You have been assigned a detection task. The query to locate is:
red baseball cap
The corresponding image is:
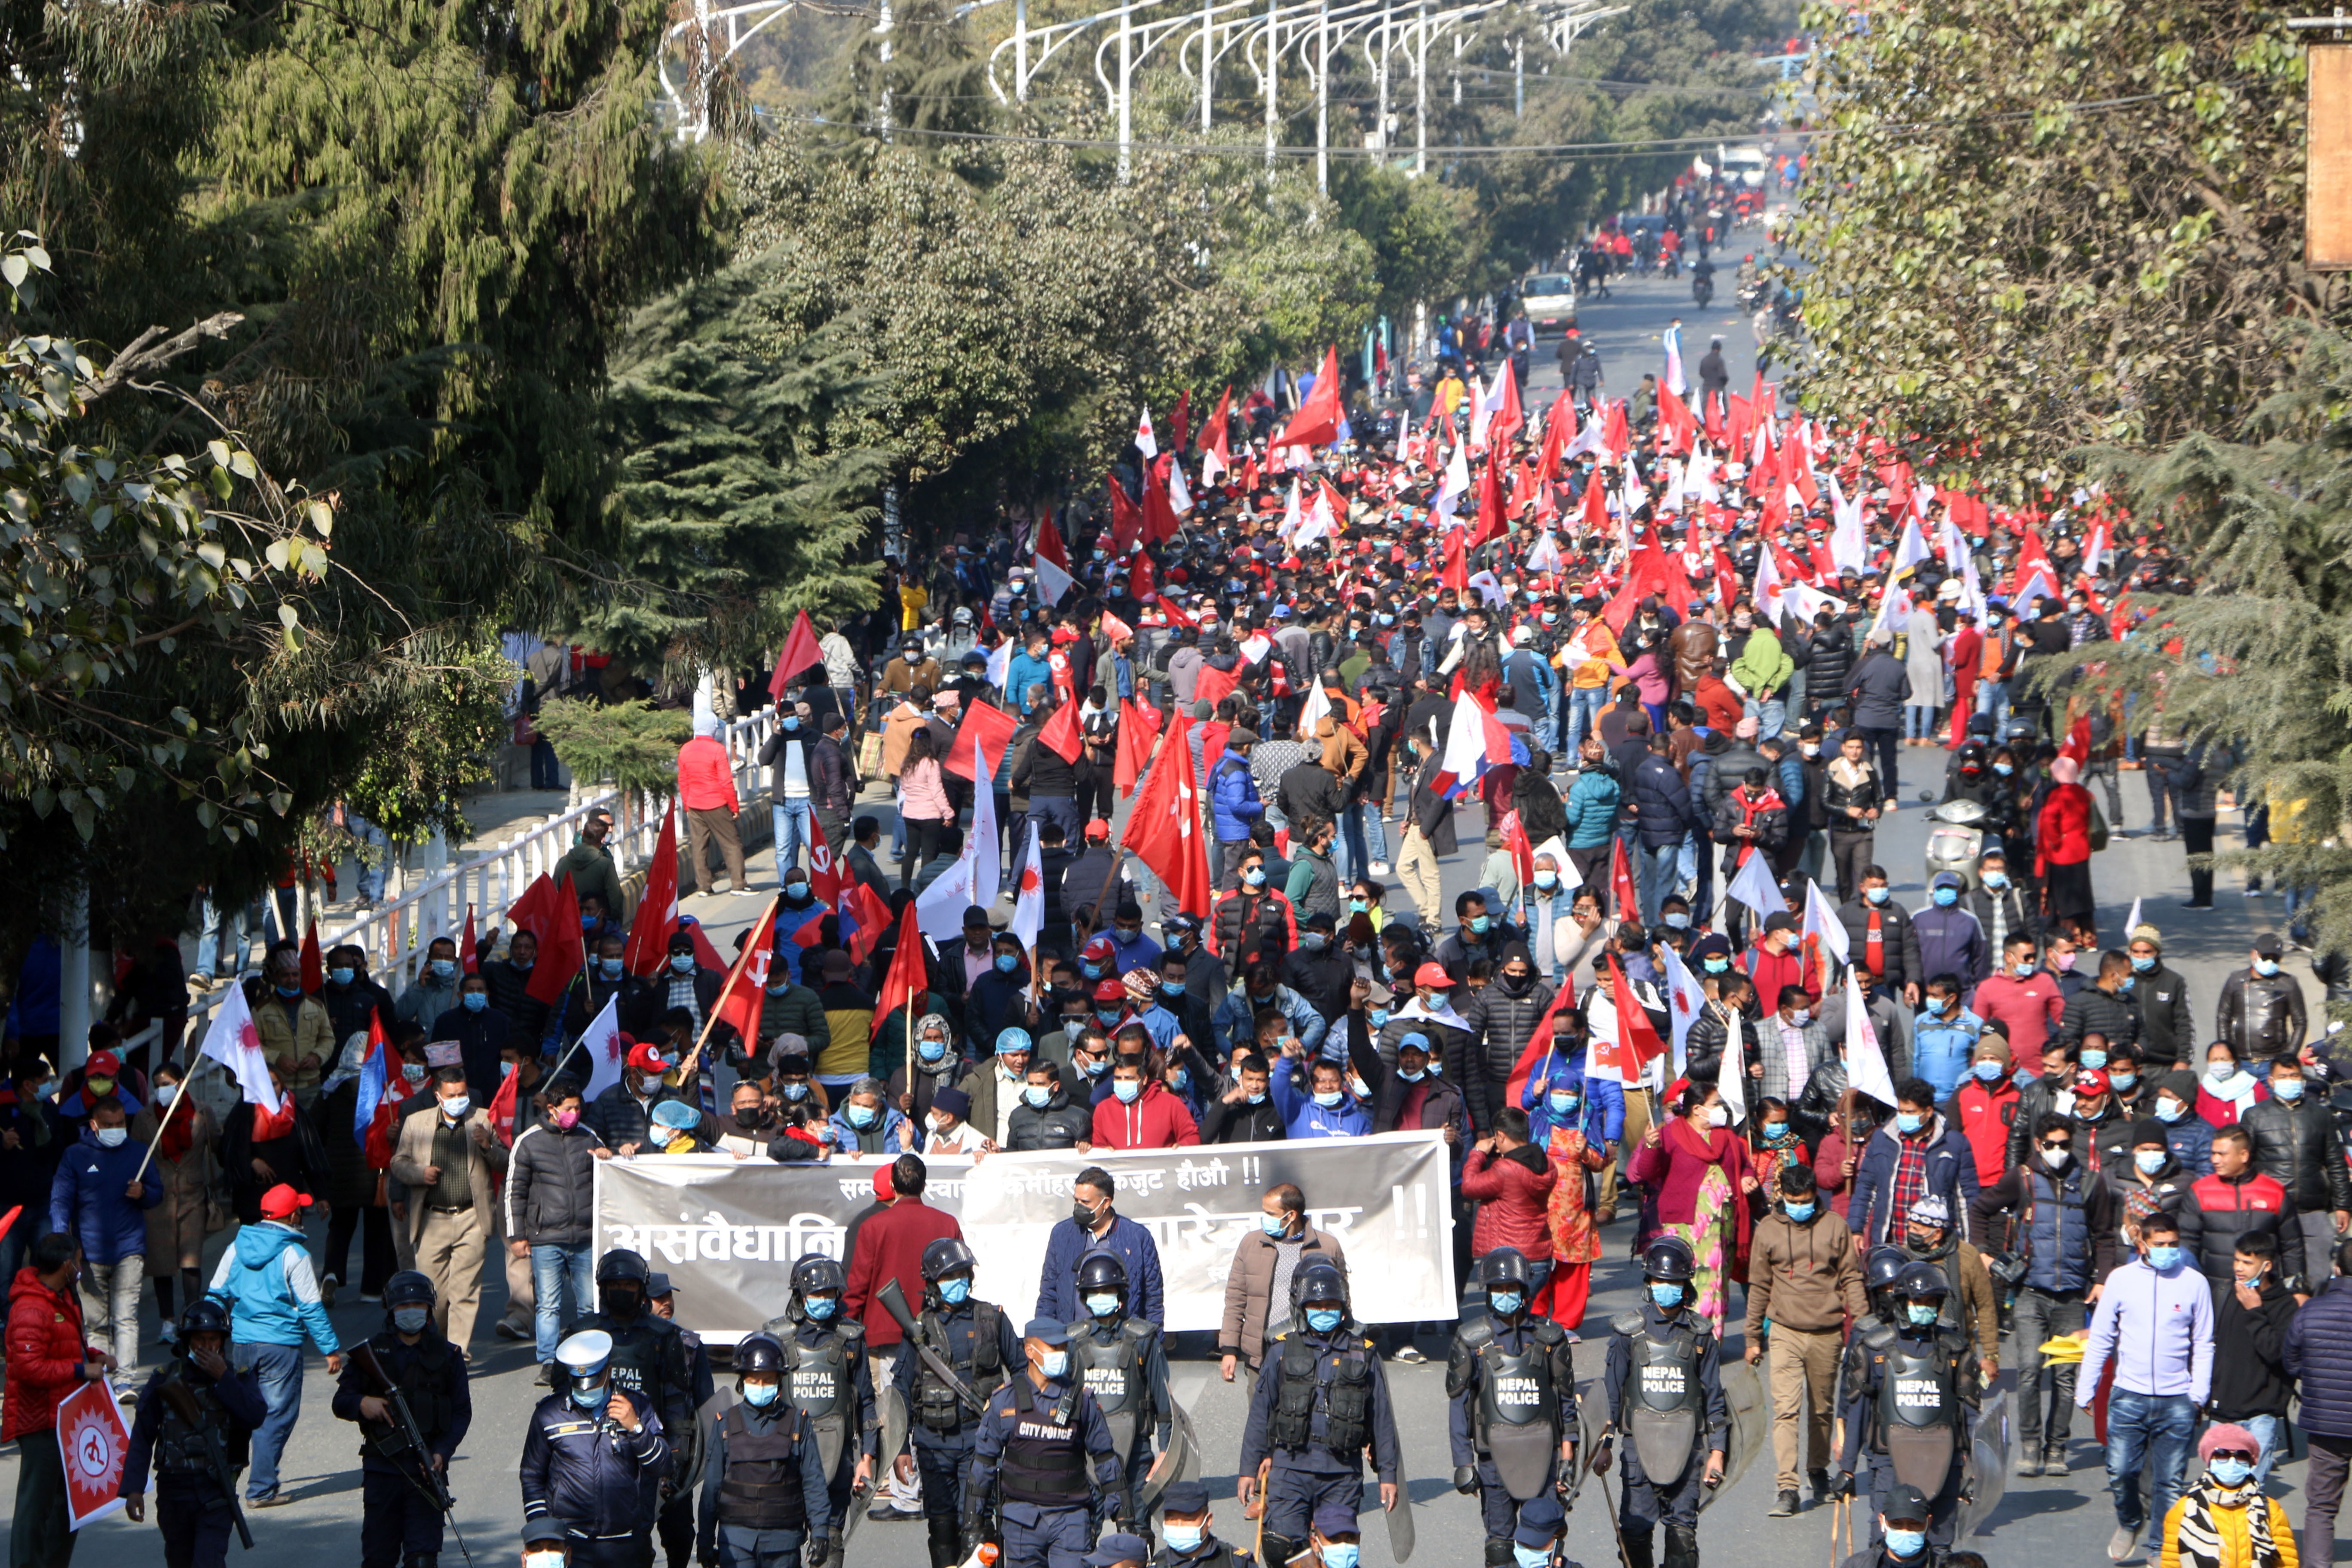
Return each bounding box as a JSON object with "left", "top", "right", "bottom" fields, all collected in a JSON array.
[
  {"left": 83, "top": 1050, "right": 122, "bottom": 1078},
  {"left": 2073, "top": 1067, "right": 2111, "bottom": 1096},
  {"left": 1412, "top": 961, "right": 1455, "bottom": 989},
  {"left": 627, "top": 1042, "right": 673, "bottom": 1074},
  {"left": 1093, "top": 977, "right": 1128, "bottom": 1004},
  {"left": 259, "top": 1183, "right": 312, "bottom": 1221}
]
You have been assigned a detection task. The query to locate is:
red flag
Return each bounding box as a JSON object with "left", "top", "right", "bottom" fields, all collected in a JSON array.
[
  {"left": 458, "top": 906, "right": 478, "bottom": 975},
  {"left": 525, "top": 874, "right": 584, "bottom": 1008},
  {"left": 1610, "top": 836, "right": 1639, "bottom": 922},
  {"left": 1192, "top": 662, "right": 1241, "bottom": 714},
  {"left": 1439, "top": 527, "right": 1469, "bottom": 591},
  {"left": 1607, "top": 955, "right": 1668, "bottom": 1068},
  {"left": 1535, "top": 393, "right": 1574, "bottom": 482},
  {"left": 1657, "top": 383, "right": 1695, "bottom": 453},
  {"left": 1202, "top": 387, "right": 1233, "bottom": 469},
  {"left": 1470, "top": 459, "right": 1507, "bottom": 549},
  {"left": 767, "top": 609, "right": 825, "bottom": 701},
  {"left": 1487, "top": 361, "right": 1525, "bottom": 451},
  {"left": 507, "top": 873, "right": 560, "bottom": 953},
  {"left": 1038, "top": 698, "right": 1084, "bottom": 765},
  {"left": 1275, "top": 346, "right": 1343, "bottom": 449},
  {"left": 1500, "top": 809, "right": 1535, "bottom": 885},
  {"left": 872, "top": 900, "right": 930, "bottom": 1035},
  {"left": 805, "top": 812, "right": 891, "bottom": 963},
  {"left": 1142, "top": 455, "right": 1181, "bottom": 544},
  {"left": 945, "top": 699, "right": 1019, "bottom": 783},
  {"left": 1170, "top": 389, "right": 1191, "bottom": 453},
  {"left": 1503, "top": 971, "right": 1577, "bottom": 1110},
  {"left": 300, "top": 919, "right": 323, "bottom": 994},
  {"left": 1107, "top": 474, "right": 1145, "bottom": 554},
  {"left": 2060, "top": 715, "right": 2092, "bottom": 766},
  {"left": 1121, "top": 711, "right": 1214, "bottom": 918},
  {"left": 1033, "top": 515, "right": 1071, "bottom": 570},
  {"left": 488, "top": 1049, "right": 522, "bottom": 1146},
  {"left": 624, "top": 806, "right": 681, "bottom": 976},
  {"left": 708, "top": 900, "right": 779, "bottom": 1057},
  {"left": 1114, "top": 698, "right": 1163, "bottom": 797},
  {"left": 1130, "top": 551, "right": 1156, "bottom": 599}
]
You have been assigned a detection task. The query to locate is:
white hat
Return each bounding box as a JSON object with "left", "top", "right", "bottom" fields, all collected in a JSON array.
[
  {"left": 1511, "top": 625, "right": 1533, "bottom": 646},
  {"left": 557, "top": 1329, "right": 613, "bottom": 1377}
]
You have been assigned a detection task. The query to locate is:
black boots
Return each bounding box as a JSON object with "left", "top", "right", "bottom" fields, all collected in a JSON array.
[{"left": 1664, "top": 1523, "right": 1701, "bottom": 1568}]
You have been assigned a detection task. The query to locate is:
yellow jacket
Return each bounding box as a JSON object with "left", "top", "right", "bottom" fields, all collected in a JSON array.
[{"left": 2159, "top": 1488, "right": 2298, "bottom": 1568}]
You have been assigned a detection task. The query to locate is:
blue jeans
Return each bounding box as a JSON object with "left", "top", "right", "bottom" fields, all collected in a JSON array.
[
  {"left": 2286, "top": 883, "right": 2316, "bottom": 944},
  {"left": 231, "top": 1341, "right": 305, "bottom": 1499},
  {"left": 194, "top": 893, "right": 254, "bottom": 980},
  {"left": 772, "top": 796, "right": 813, "bottom": 881},
  {"left": 1360, "top": 802, "right": 1389, "bottom": 865},
  {"left": 1903, "top": 702, "right": 1936, "bottom": 740},
  {"left": 2104, "top": 1389, "right": 2196, "bottom": 1544},
  {"left": 347, "top": 813, "right": 391, "bottom": 903},
  {"left": 530, "top": 1243, "right": 597, "bottom": 1363},
  {"left": 1638, "top": 843, "right": 1679, "bottom": 928},
  {"left": 1564, "top": 687, "right": 1608, "bottom": 757},
  {"left": 1745, "top": 695, "right": 1787, "bottom": 739},
  {"left": 1976, "top": 679, "right": 2011, "bottom": 728},
  {"left": 2242, "top": 1412, "right": 2285, "bottom": 1493}
]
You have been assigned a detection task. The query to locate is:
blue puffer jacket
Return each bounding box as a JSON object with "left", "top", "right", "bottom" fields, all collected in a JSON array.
[
  {"left": 48, "top": 1126, "right": 163, "bottom": 1265},
  {"left": 1210, "top": 751, "right": 1264, "bottom": 842},
  {"left": 827, "top": 1102, "right": 914, "bottom": 1155},
  {"left": 208, "top": 1220, "right": 340, "bottom": 1352},
  {"left": 1848, "top": 1111, "right": 1983, "bottom": 1250},
  {"left": 1519, "top": 1057, "right": 1625, "bottom": 1148},
  {"left": 1564, "top": 769, "right": 1622, "bottom": 848},
  {"left": 2164, "top": 1112, "right": 2215, "bottom": 1177},
  {"left": 2288, "top": 1276, "right": 2352, "bottom": 1437},
  {"left": 1628, "top": 754, "right": 1705, "bottom": 850}
]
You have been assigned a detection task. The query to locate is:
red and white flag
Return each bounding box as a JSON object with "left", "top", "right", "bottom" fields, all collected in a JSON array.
[
  {"left": 1134, "top": 405, "right": 1158, "bottom": 459},
  {"left": 569, "top": 992, "right": 627, "bottom": 1102},
  {"left": 57, "top": 1381, "right": 129, "bottom": 1531},
  {"left": 1011, "top": 821, "right": 1046, "bottom": 955},
  {"left": 199, "top": 983, "right": 281, "bottom": 1114}
]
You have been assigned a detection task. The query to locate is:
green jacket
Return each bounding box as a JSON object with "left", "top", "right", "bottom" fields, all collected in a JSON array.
[
  {"left": 1729, "top": 625, "right": 1793, "bottom": 697},
  {"left": 553, "top": 838, "right": 627, "bottom": 920}
]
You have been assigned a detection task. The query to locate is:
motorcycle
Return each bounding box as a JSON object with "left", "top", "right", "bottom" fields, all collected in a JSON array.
[
  {"left": 1693, "top": 273, "right": 1714, "bottom": 308},
  {"left": 1924, "top": 796, "right": 1988, "bottom": 892}
]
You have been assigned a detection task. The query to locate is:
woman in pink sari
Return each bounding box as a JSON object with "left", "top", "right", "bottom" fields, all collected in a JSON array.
[{"left": 1626, "top": 1078, "right": 1759, "bottom": 1334}]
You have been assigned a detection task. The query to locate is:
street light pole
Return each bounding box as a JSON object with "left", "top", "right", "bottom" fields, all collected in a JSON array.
[{"left": 1316, "top": 0, "right": 1329, "bottom": 192}]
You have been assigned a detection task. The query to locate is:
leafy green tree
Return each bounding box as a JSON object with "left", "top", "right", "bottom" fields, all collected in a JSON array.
[
  {"left": 338, "top": 640, "right": 519, "bottom": 848},
  {"left": 535, "top": 699, "right": 696, "bottom": 796},
  {"left": 1785, "top": 0, "right": 2314, "bottom": 493}
]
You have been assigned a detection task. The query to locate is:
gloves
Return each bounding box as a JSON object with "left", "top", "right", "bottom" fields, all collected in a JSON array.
[
  {"left": 1454, "top": 1465, "right": 1478, "bottom": 1496},
  {"left": 1830, "top": 1471, "right": 1855, "bottom": 1498},
  {"left": 803, "top": 1539, "right": 827, "bottom": 1568}
]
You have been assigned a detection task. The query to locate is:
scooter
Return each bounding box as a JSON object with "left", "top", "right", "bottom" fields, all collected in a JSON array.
[
  {"left": 1924, "top": 796, "right": 1987, "bottom": 891},
  {"left": 1693, "top": 274, "right": 1714, "bottom": 308}
]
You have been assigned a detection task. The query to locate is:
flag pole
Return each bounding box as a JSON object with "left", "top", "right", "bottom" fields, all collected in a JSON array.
[
  {"left": 676, "top": 894, "right": 780, "bottom": 1087},
  {"left": 128, "top": 1057, "right": 196, "bottom": 1185}
]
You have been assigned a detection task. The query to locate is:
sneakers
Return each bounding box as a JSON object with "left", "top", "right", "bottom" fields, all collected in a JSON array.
[
  {"left": 318, "top": 1274, "right": 336, "bottom": 1308},
  {"left": 2043, "top": 1446, "right": 2069, "bottom": 1476},
  {"left": 2018, "top": 1451, "right": 2043, "bottom": 1478},
  {"left": 1392, "top": 1344, "right": 1428, "bottom": 1364},
  {"left": 1369, "top": 861, "right": 1390, "bottom": 876},
  {"left": 158, "top": 1323, "right": 177, "bottom": 1347},
  {"left": 251, "top": 1491, "right": 291, "bottom": 1510},
  {"left": 2108, "top": 1525, "right": 2142, "bottom": 1562},
  {"left": 1769, "top": 1489, "right": 1798, "bottom": 1517}
]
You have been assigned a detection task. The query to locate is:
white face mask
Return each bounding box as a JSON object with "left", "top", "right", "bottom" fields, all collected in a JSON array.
[
  {"left": 1706, "top": 1105, "right": 1729, "bottom": 1128},
  {"left": 95, "top": 1127, "right": 128, "bottom": 1148},
  {"left": 441, "top": 1094, "right": 471, "bottom": 1120}
]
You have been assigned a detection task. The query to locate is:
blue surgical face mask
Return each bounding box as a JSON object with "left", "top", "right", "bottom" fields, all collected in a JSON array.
[
  {"left": 1549, "top": 1090, "right": 1578, "bottom": 1115},
  {"left": 1648, "top": 1283, "right": 1683, "bottom": 1310},
  {"left": 2012, "top": 1068, "right": 2037, "bottom": 1091},
  {"left": 802, "top": 1294, "right": 839, "bottom": 1320},
  {"left": 2110, "top": 1071, "right": 2138, "bottom": 1090},
  {"left": 1080, "top": 1056, "right": 1108, "bottom": 1078},
  {"left": 1534, "top": 872, "right": 1559, "bottom": 891},
  {"left": 846, "top": 1105, "right": 877, "bottom": 1129},
  {"left": 2131, "top": 955, "right": 2156, "bottom": 973},
  {"left": 275, "top": 983, "right": 301, "bottom": 998},
  {"left": 462, "top": 992, "right": 488, "bottom": 1013},
  {"left": 1112, "top": 1079, "right": 1141, "bottom": 1103},
  {"left": 1244, "top": 867, "right": 1268, "bottom": 887},
  {"left": 1368, "top": 1008, "right": 1388, "bottom": 1028},
  {"left": 1488, "top": 1289, "right": 1525, "bottom": 1316},
  {"left": 1086, "top": 1292, "right": 1122, "bottom": 1318},
  {"left": 1261, "top": 1212, "right": 1292, "bottom": 1237},
  {"left": 1663, "top": 911, "right": 1692, "bottom": 931},
  {"left": 743, "top": 1381, "right": 780, "bottom": 1407},
  {"left": 940, "top": 1277, "right": 972, "bottom": 1305},
  {"left": 669, "top": 953, "right": 694, "bottom": 974},
  {"left": 1164, "top": 1525, "right": 1206, "bottom": 1554},
  {"left": 1883, "top": 1528, "right": 1927, "bottom": 1560},
  {"left": 1322, "top": 1547, "right": 1360, "bottom": 1568},
  {"left": 1703, "top": 957, "right": 1730, "bottom": 975},
  {"left": 2277, "top": 1078, "right": 2306, "bottom": 1101},
  {"left": 600, "top": 958, "right": 625, "bottom": 979},
  {"left": 1973, "top": 1060, "right": 2003, "bottom": 1082},
  {"left": 1300, "top": 934, "right": 1328, "bottom": 952},
  {"left": 1039, "top": 1350, "right": 1069, "bottom": 1378},
  {"left": 2146, "top": 1244, "right": 2182, "bottom": 1271},
  {"left": 1993, "top": 761, "right": 2014, "bottom": 777},
  {"left": 1096, "top": 1007, "right": 1123, "bottom": 1026},
  {"left": 1905, "top": 1302, "right": 1938, "bottom": 1326},
  {"left": 1081, "top": 961, "right": 1106, "bottom": 980},
  {"left": 1470, "top": 915, "right": 1492, "bottom": 934},
  {"left": 1169, "top": 1067, "right": 1189, "bottom": 1092},
  {"left": 1784, "top": 1200, "right": 1817, "bottom": 1222},
  {"left": 1161, "top": 981, "right": 1184, "bottom": 998},
  {"left": 1865, "top": 886, "right": 1889, "bottom": 905},
  {"left": 2079, "top": 1049, "right": 2107, "bottom": 1070},
  {"left": 1932, "top": 886, "right": 1957, "bottom": 907},
  {"left": 1761, "top": 1121, "right": 1789, "bottom": 1141},
  {"left": 329, "top": 966, "right": 355, "bottom": 986},
  {"left": 767, "top": 981, "right": 791, "bottom": 995},
  {"left": 1024, "top": 1085, "right": 1052, "bottom": 1108},
  {"left": 996, "top": 953, "right": 1020, "bottom": 974},
  {"left": 2134, "top": 1148, "right": 2167, "bottom": 1175},
  {"left": 1349, "top": 899, "right": 1368, "bottom": 913},
  {"left": 2208, "top": 1457, "right": 2254, "bottom": 1488},
  {"left": 2012, "top": 961, "right": 2035, "bottom": 978},
  {"left": 571, "top": 1379, "right": 607, "bottom": 1410},
  {"left": 1313, "top": 1089, "right": 1344, "bottom": 1109},
  {"left": 430, "top": 959, "right": 456, "bottom": 980},
  {"left": 1112, "top": 927, "right": 1141, "bottom": 947},
  {"left": 1895, "top": 1112, "right": 1925, "bottom": 1135},
  {"left": 1305, "top": 1308, "right": 1344, "bottom": 1332},
  {"left": 1982, "top": 870, "right": 2009, "bottom": 888},
  {"left": 781, "top": 715, "right": 800, "bottom": 731},
  {"left": 2256, "top": 959, "right": 2281, "bottom": 977},
  {"left": 918, "top": 1038, "right": 947, "bottom": 1062},
  {"left": 1246, "top": 1090, "right": 1267, "bottom": 1105}
]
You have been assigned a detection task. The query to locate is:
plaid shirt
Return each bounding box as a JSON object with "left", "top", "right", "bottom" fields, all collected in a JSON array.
[{"left": 1887, "top": 1126, "right": 1933, "bottom": 1231}]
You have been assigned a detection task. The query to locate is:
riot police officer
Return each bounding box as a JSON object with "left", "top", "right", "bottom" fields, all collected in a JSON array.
[
  {"left": 575, "top": 1250, "right": 697, "bottom": 1467},
  {"left": 120, "top": 1298, "right": 267, "bottom": 1568},
  {"left": 1446, "top": 1249, "right": 1578, "bottom": 1567},
  {"left": 1831, "top": 1263, "right": 1977, "bottom": 1553},
  {"left": 1152, "top": 1479, "right": 1254, "bottom": 1568},
  {"left": 1236, "top": 1259, "right": 1403, "bottom": 1568},
  {"left": 1505, "top": 1493, "right": 1569, "bottom": 1568},
  {"left": 695, "top": 1332, "right": 833, "bottom": 1568},
  {"left": 649, "top": 1273, "right": 716, "bottom": 1568},
  {"left": 1859, "top": 1247, "right": 1908, "bottom": 1329},
  {"left": 756, "top": 1253, "right": 879, "bottom": 1568},
  {"left": 892, "top": 1238, "right": 1022, "bottom": 1568},
  {"left": 1064, "top": 1252, "right": 1172, "bottom": 1501},
  {"left": 521, "top": 1330, "right": 674, "bottom": 1568},
  {"left": 967, "top": 1320, "right": 1129, "bottom": 1568},
  {"left": 333, "top": 1270, "right": 474, "bottom": 1568},
  {"left": 1596, "top": 1238, "right": 1728, "bottom": 1568}
]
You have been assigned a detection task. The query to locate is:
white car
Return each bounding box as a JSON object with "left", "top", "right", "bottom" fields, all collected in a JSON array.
[{"left": 1519, "top": 274, "right": 1578, "bottom": 337}]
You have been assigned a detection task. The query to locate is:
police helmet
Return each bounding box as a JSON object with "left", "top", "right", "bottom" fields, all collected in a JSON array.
[
  {"left": 1641, "top": 1237, "right": 1695, "bottom": 1284},
  {"left": 1893, "top": 1261, "right": 1951, "bottom": 1301},
  {"left": 596, "top": 1248, "right": 652, "bottom": 1289},
  {"left": 178, "top": 1297, "right": 233, "bottom": 1340},
  {"left": 735, "top": 1333, "right": 787, "bottom": 1377},
  {"left": 1479, "top": 1247, "right": 1532, "bottom": 1292},
  {"left": 922, "top": 1237, "right": 978, "bottom": 1283},
  {"left": 1076, "top": 1251, "right": 1130, "bottom": 1297},
  {"left": 1864, "top": 1246, "right": 1910, "bottom": 1294},
  {"left": 1291, "top": 1259, "right": 1348, "bottom": 1311},
  {"left": 791, "top": 1253, "right": 848, "bottom": 1300},
  {"left": 383, "top": 1270, "right": 437, "bottom": 1311}
]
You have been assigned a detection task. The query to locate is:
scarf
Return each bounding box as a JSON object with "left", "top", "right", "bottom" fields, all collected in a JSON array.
[
  {"left": 158, "top": 1099, "right": 197, "bottom": 1164},
  {"left": 2172, "top": 1477, "right": 2283, "bottom": 1568}
]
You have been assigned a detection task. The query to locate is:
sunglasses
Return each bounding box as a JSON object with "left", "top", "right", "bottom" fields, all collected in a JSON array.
[{"left": 2209, "top": 1449, "right": 2256, "bottom": 1464}]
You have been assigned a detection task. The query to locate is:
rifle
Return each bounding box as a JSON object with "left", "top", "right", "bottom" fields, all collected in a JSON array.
[
  {"left": 349, "top": 1341, "right": 456, "bottom": 1514},
  {"left": 157, "top": 1376, "right": 254, "bottom": 1550},
  {"left": 874, "top": 1280, "right": 988, "bottom": 1414}
]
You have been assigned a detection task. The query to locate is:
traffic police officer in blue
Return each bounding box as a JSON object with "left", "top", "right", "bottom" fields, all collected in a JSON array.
[
  {"left": 695, "top": 1332, "right": 833, "bottom": 1568},
  {"left": 1448, "top": 1248, "right": 1578, "bottom": 1567},
  {"left": 892, "top": 1238, "right": 1022, "bottom": 1568},
  {"left": 332, "top": 1269, "right": 473, "bottom": 1568},
  {"left": 966, "top": 1317, "right": 1130, "bottom": 1568},
  {"left": 757, "top": 1253, "right": 881, "bottom": 1567},
  {"left": 522, "top": 1329, "right": 674, "bottom": 1568},
  {"left": 1235, "top": 1259, "right": 1402, "bottom": 1568},
  {"left": 1595, "top": 1238, "right": 1728, "bottom": 1568},
  {"left": 1065, "top": 1252, "right": 1172, "bottom": 1499},
  {"left": 1831, "top": 1262, "right": 1978, "bottom": 1553},
  {"left": 118, "top": 1297, "right": 267, "bottom": 1568}
]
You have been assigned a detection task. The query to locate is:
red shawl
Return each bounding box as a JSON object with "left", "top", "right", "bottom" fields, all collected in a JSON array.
[{"left": 1629, "top": 1118, "right": 1756, "bottom": 1280}]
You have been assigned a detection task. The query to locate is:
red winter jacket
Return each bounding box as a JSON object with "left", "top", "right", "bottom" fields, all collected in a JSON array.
[
  {"left": 1950, "top": 1079, "right": 2020, "bottom": 1188},
  {"left": 1090, "top": 1082, "right": 1202, "bottom": 1151},
  {"left": 675, "top": 734, "right": 739, "bottom": 813},
  {"left": 842, "top": 1196, "right": 963, "bottom": 1349},
  {"left": 2035, "top": 783, "right": 2092, "bottom": 873},
  {"left": 1461, "top": 1145, "right": 1559, "bottom": 1260},
  {"left": 1744, "top": 937, "right": 1819, "bottom": 1011},
  {"left": 3, "top": 1266, "right": 94, "bottom": 1442}
]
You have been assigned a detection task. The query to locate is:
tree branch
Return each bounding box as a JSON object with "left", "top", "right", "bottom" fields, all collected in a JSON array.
[{"left": 86, "top": 313, "right": 247, "bottom": 402}]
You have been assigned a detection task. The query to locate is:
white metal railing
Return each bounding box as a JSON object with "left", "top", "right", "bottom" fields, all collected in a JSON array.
[{"left": 318, "top": 702, "right": 785, "bottom": 1002}]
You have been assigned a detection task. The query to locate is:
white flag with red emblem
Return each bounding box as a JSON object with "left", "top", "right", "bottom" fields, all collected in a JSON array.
[
  {"left": 1011, "top": 821, "right": 1046, "bottom": 955},
  {"left": 198, "top": 983, "right": 281, "bottom": 1114},
  {"left": 1134, "top": 405, "right": 1158, "bottom": 459}
]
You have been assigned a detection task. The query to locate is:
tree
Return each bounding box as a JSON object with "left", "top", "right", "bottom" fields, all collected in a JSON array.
[
  {"left": 534, "top": 699, "right": 695, "bottom": 796},
  {"left": 1785, "top": 0, "right": 2318, "bottom": 494}
]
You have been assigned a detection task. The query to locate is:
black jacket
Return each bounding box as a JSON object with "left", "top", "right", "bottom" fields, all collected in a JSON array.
[
  {"left": 1200, "top": 1093, "right": 1289, "bottom": 1144},
  {"left": 1006, "top": 1089, "right": 1093, "bottom": 1151},
  {"left": 479, "top": 959, "right": 551, "bottom": 1049},
  {"left": 1806, "top": 623, "right": 1854, "bottom": 707},
  {"left": 2056, "top": 984, "right": 2138, "bottom": 1053},
  {"left": 1459, "top": 976, "right": 1559, "bottom": 1135},
  {"left": 506, "top": 1112, "right": 611, "bottom": 1248},
  {"left": 2128, "top": 965, "right": 2195, "bottom": 1070},
  {"left": 1836, "top": 896, "right": 1924, "bottom": 992},
  {"left": 2216, "top": 967, "right": 2308, "bottom": 1065},
  {"left": 2240, "top": 1093, "right": 2352, "bottom": 1216},
  {"left": 2211, "top": 1272, "right": 2298, "bottom": 1420}
]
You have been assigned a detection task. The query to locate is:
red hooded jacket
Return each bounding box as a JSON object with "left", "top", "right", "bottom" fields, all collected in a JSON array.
[
  {"left": 1461, "top": 1144, "right": 1559, "bottom": 1259},
  {"left": 1090, "top": 1082, "right": 1202, "bottom": 1151},
  {"left": 4, "top": 1265, "right": 94, "bottom": 1442}
]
